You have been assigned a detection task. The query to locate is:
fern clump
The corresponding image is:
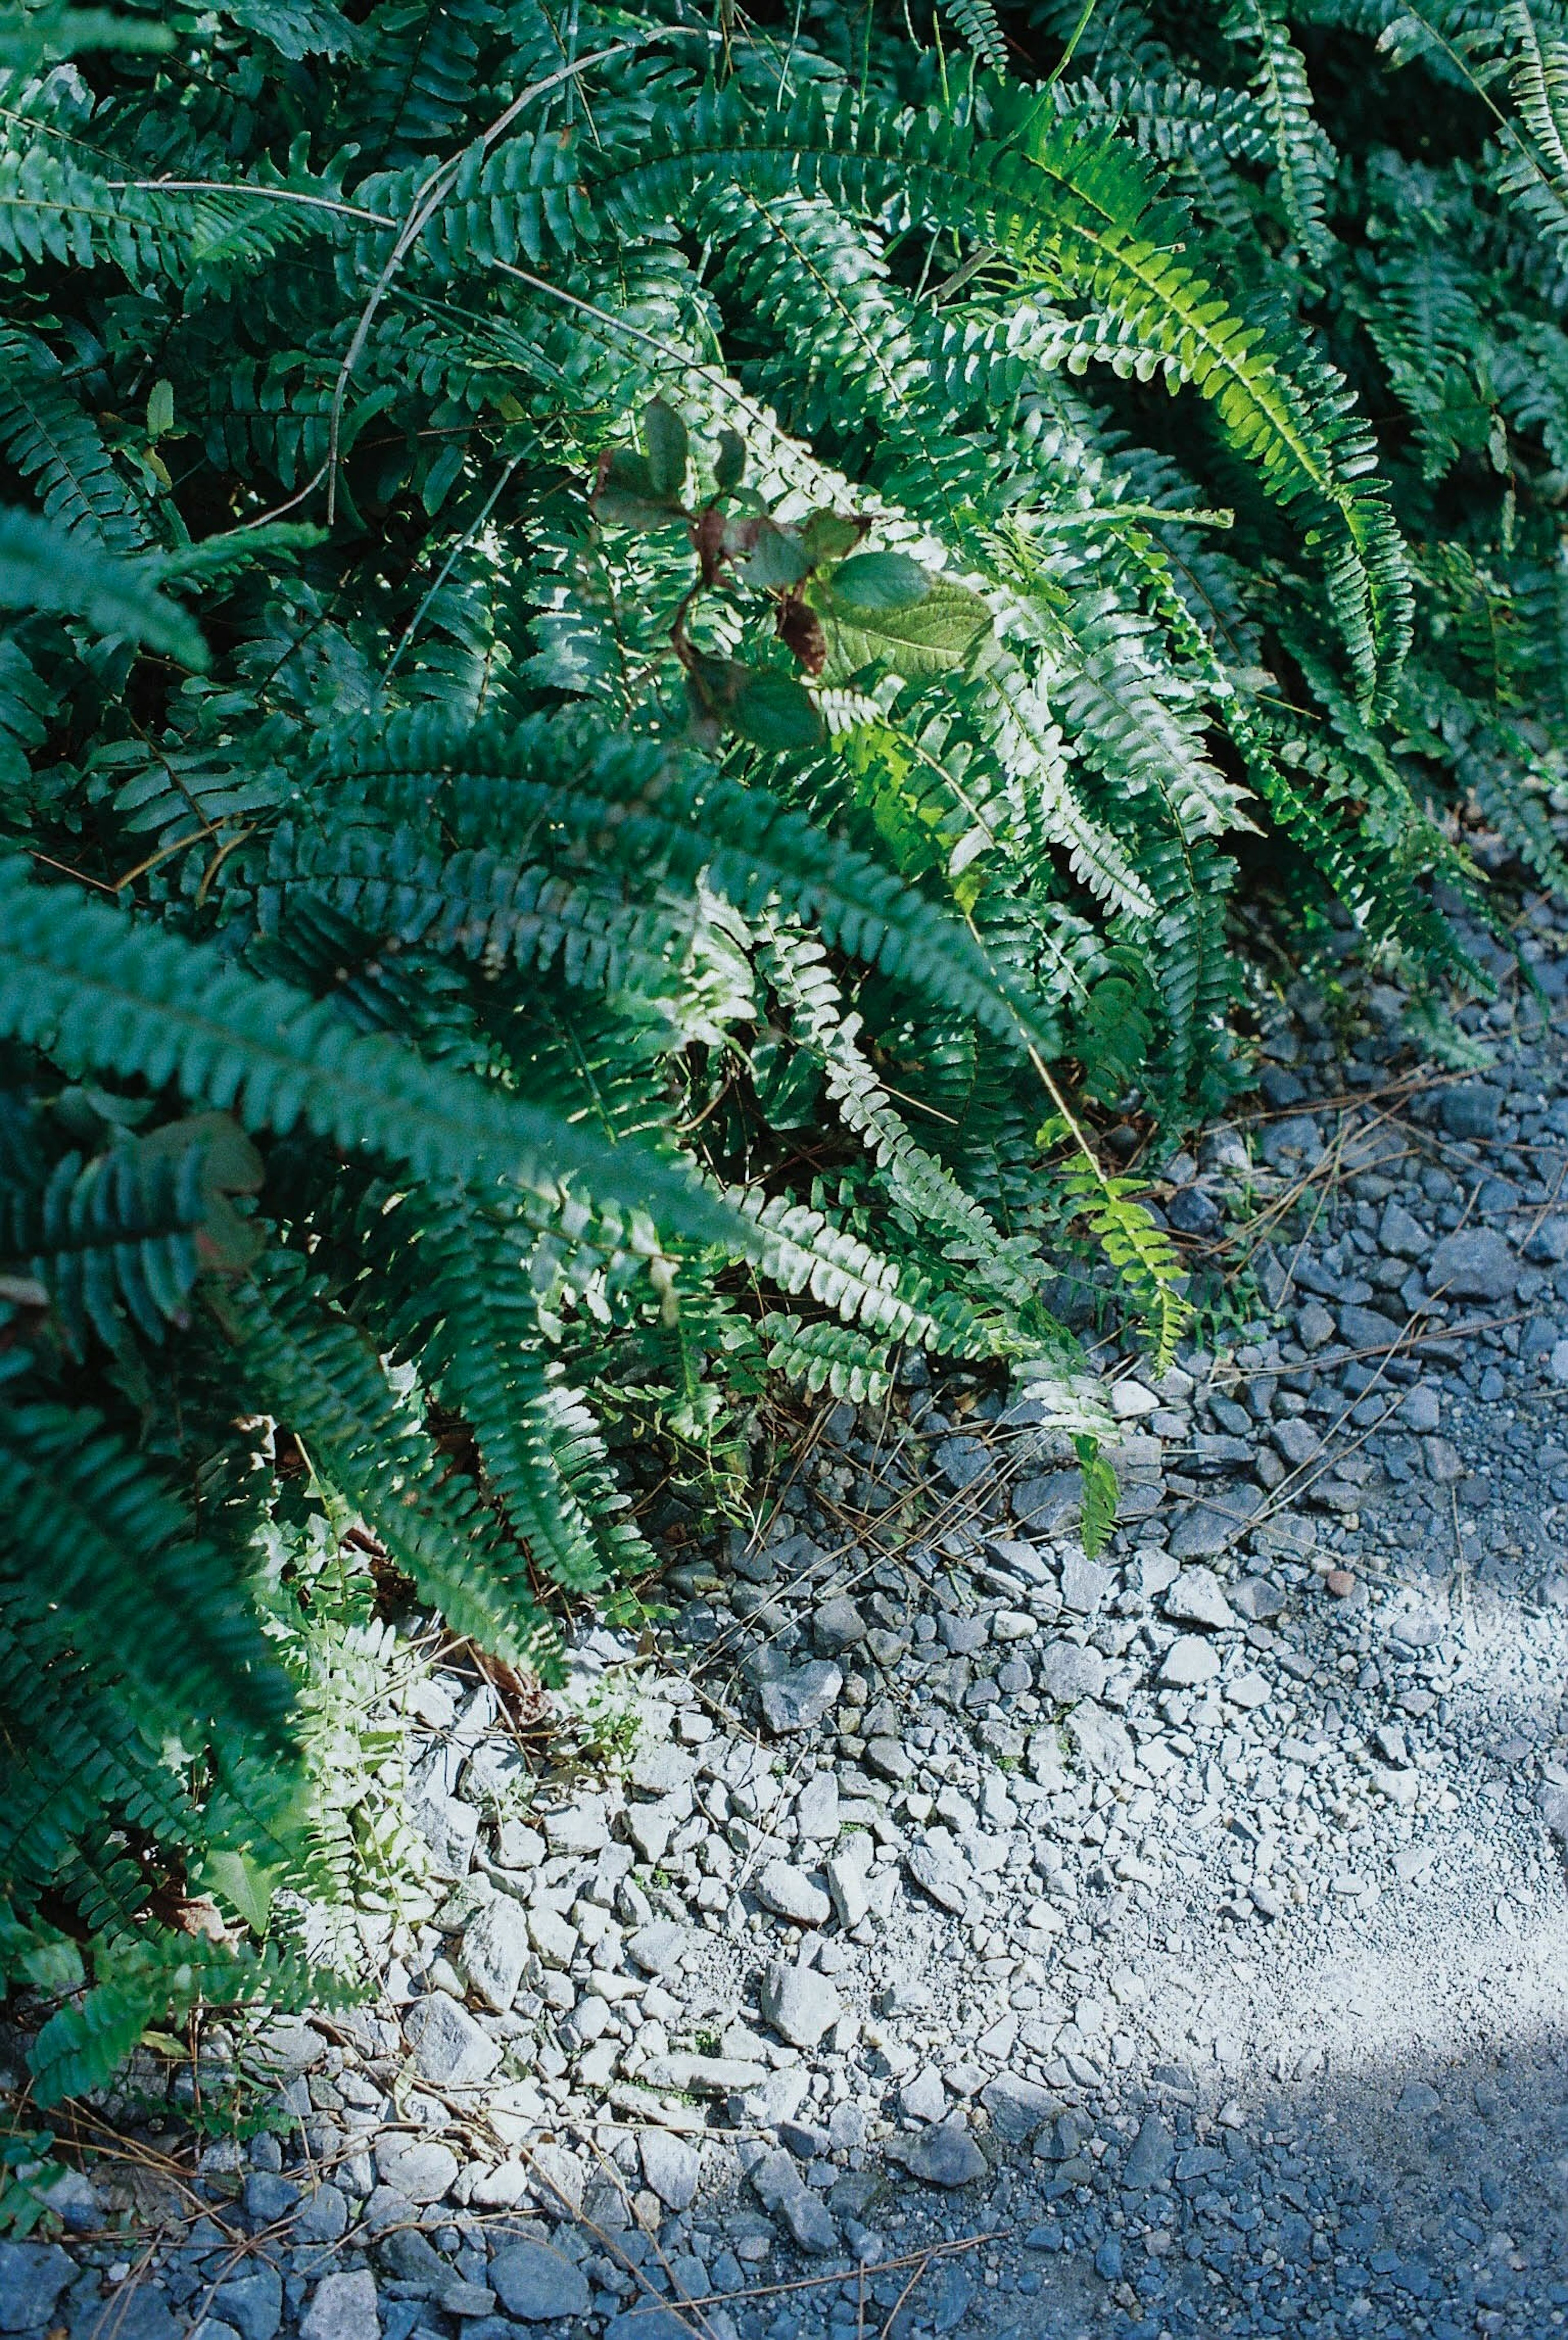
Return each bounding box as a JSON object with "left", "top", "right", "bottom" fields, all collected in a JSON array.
[{"left": 0, "top": 0, "right": 1556, "bottom": 2097}]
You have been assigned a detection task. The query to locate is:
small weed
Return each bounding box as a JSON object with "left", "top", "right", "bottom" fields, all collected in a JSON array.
[{"left": 0, "top": 2131, "right": 66, "bottom": 2238}]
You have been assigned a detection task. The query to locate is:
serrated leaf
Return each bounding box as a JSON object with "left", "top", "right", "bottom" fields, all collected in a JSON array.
[{"left": 819, "top": 578, "right": 992, "bottom": 680}]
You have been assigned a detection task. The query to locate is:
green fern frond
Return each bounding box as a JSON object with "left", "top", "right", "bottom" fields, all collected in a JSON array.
[
  {"left": 756, "top": 1311, "right": 893, "bottom": 1403},
  {"left": 942, "top": 0, "right": 1009, "bottom": 73},
  {"left": 0, "top": 509, "right": 205, "bottom": 664},
  {"left": 222, "top": 1250, "right": 562, "bottom": 1669},
  {"left": 0, "top": 856, "right": 751, "bottom": 1250},
  {"left": 1041, "top": 1111, "right": 1192, "bottom": 1370},
  {"left": 0, "top": 1113, "right": 261, "bottom": 1353},
  {"left": 1225, "top": 0, "right": 1336, "bottom": 260},
  {"left": 321, "top": 711, "right": 1053, "bottom": 1047},
  {"left": 0, "top": 1397, "right": 290, "bottom": 1739},
  {"left": 0, "top": 330, "right": 145, "bottom": 550}
]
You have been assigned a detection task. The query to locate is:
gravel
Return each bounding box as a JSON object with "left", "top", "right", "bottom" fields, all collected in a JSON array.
[{"left": 21, "top": 911, "right": 1568, "bottom": 2340}]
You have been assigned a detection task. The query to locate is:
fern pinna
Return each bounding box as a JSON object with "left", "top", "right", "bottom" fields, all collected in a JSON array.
[{"left": 0, "top": 0, "right": 1554, "bottom": 2095}]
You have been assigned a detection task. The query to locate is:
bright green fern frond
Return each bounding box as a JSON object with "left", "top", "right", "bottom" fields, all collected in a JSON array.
[
  {"left": 601, "top": 84, "right": 1413, "bottom": 706},
  {"left": 392, "top": 1182, "right": 651, "bottom": 1592}
]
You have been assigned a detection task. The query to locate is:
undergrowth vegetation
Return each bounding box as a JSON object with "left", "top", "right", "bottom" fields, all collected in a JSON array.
[{"left": 1, "top": 0, "right": 1564, "bottom": 2099}]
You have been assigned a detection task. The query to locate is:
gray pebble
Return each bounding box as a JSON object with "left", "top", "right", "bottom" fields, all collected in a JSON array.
[
  {"left": 401, "top": 1996, "right": 500, "bottom": 2088},
  {"left": 0, "top": 2244, "right": 75, "bottom": 2334},
  {"left": 299, "top": 2273, "right": 379, "bottom": 2340},
  {"left": 760, "top": 1959, "right": 841, "bottom": 2049},
  {"left": 891, "top": 2118, "right": 987, "bottom": 2187},
  {"left": 755, "top": 1858, "right": 831, "bottom": 1926},
  {"left": 760, "top": 1662, "right": 843, "bottom": 1733},
  {"left": 209, "top": 2271, "right": 281, "bottom": 2340},
  {"left": 638, "top": 2129, "right": 699, "bottom": 2213},
  {"left": 487, "top": 2242, "right": 590, "bottom": 2323}
]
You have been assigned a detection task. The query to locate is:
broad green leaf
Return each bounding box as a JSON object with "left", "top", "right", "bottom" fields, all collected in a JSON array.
[
  {"left": 643, "top": 399, "right": 689, "bottom": 501},
  {"left": 729, "top": 667, "right": 825, "bottom": 750},
  {"left": 0, "top": 4, "right": 173, "bottom": 65},
  {"left": 713, "top": 429, "right": 746, "bottom": 491},
  {"left": 686, "top": 652, "right": 825, "bottom": 749},
  {"left": 146, "top": 379, "right": 174, "bottom": 441},
  {"left": 595, "top": 447, "right": 684, "bottom": 530},
  {"left": 800, "top": 511, "right": 866, "bottom": 565},
  {"left": 819, "top": 579, "right": 991, "bottom": 680},
  {"left": 203, "top": 1847, "right": 281, "bottom": 1935},
  {"left": 829, "top": 551, "right": 930, "bottom": 612},
  {"left": 739, "top": 520, "right": 811, "bottom": 591}
]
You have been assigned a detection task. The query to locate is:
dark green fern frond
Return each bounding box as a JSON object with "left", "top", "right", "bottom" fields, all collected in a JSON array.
[
  {"left": 0, "top": 856, "right": 751, "bottom": 1249},
  {"left": 1225, "top": 0, "right": 1336, "bottom": 261},
  {"left": 0, "top": 1112, "right": 261, "bottom": 1353},
  {"left": 0, "top": 1395, "right": 290, "bottom": 1740},
  {"left": 222, "top": 1251, "right": 562, "bottom": 1669},
  {"left": 0, "top": 330, "right": 145, "bottom": 550}
]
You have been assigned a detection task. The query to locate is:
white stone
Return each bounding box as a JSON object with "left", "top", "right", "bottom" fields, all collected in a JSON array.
[
  {"left": 759, "top": 1960, "right": 841, "bottom": 2049},
  {"left": 526, "top": 1904, "right": 579, "bottom": 1968},
  {"left": 459, "top": 1898, "right": 529, "bottom": 2013},
  {"left": 755, "top": 1859, "right": 831, "bottom": 1926},
  {"left": 1160, "top": 1636, "right": 1221, "bottom": 1687},
  {"left": 900, "top": 2068, "right": 948, "bottom": 2123},
  {"left": 1163, "top": 1567, "right": 1236, "bottom": 1632}
]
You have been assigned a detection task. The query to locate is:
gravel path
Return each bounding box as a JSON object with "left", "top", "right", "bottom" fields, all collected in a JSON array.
[{"left": 8, "top": 924, "right": 1568, "bottom": 2340}]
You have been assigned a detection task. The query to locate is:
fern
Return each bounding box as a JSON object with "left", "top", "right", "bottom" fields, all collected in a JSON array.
[
  {"left": 0, "top": 510, "right": 204, "bottom": 663},
  {"left": 0, "top": 855, "right": 750, "bottom": 1247},
  {"left": 1225, "top": 0, "right": 1336, "bottom": 261},
  {"left": 0, "top": 0, "right": 1556, "bottom": 2100},
  {"left": 0, "top": 330, "right": 145, "bottom": 550},
  {"left": 942, "top": 0, "right": 1010, "bottom": 73}
]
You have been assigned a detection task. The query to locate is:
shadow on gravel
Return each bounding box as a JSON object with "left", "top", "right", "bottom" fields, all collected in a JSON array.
[{"left": 511, "top": 2013, "right": 1568, "bottom": 2340}]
